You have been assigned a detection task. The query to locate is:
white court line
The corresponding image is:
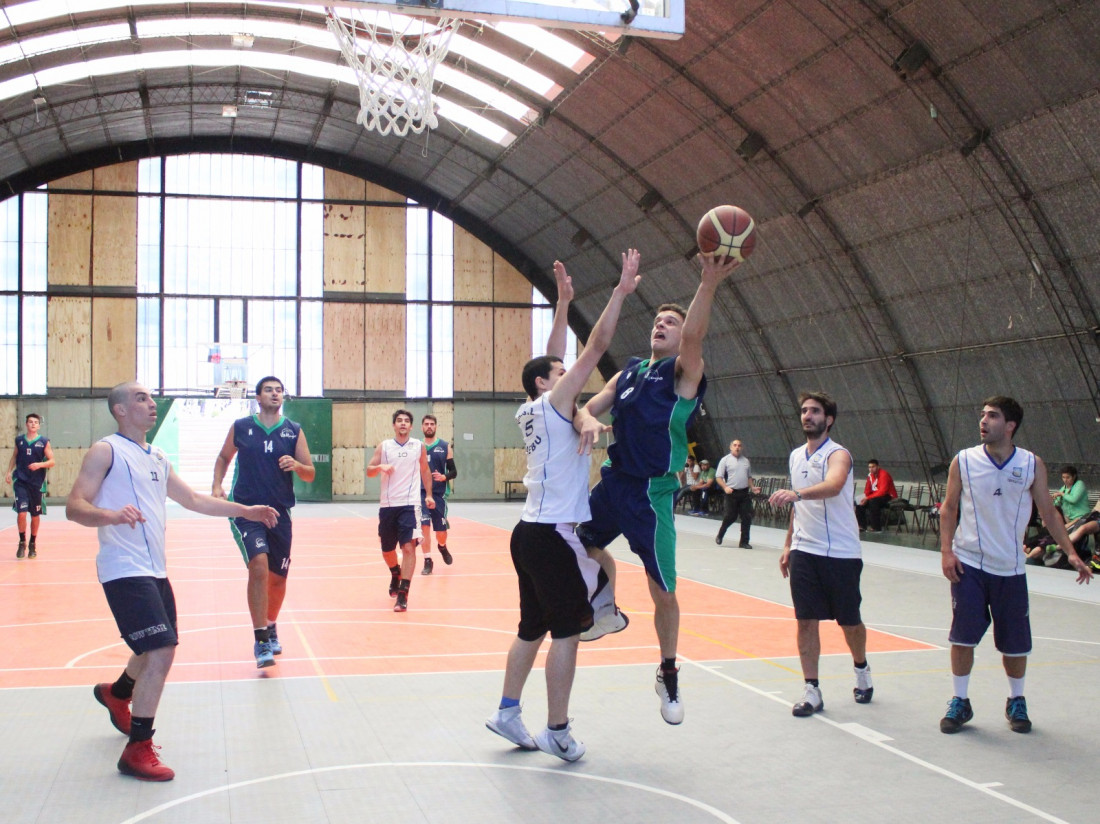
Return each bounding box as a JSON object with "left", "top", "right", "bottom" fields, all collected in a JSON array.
[
  {"left": 115, "top": 762, "right": 742, "bottom": 824},
  {"left": 684, "top": 655, "right": 1073, "bottom": 824}
]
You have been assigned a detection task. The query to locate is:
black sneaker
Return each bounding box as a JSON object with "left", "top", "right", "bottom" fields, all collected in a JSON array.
[
  {"left": 421, "top": 557, "right": 434, "bottom": 575},
  {"left": 394, "top": 591, "right": 408, "bottom": 612},
  {"left": 27, "top": 543, "right": 36, "bottom": 559},
  {"left": 438, "top": 545, "right": 453, "bottom": 565},
  {"left": 389, "top": 571, "right": 401, "bottom": 597},
  {"left": 715, "top": 535, "right": 723, "bottom": 545},
  {"left": 1005, "top": 696, "right": 1031, "bottom": 733},
  {"left": 16, "top": 539, "right": 25, "bottom": 559},
  {"left": 940, "top": 696, "right": 973, "bottom": 733},
  {"left": 739, "top": 542, "right": 752, "bottom": 549}
]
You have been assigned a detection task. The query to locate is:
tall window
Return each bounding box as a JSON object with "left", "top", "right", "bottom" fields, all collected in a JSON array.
[
  {"left": 0, "top": 192, "right": 47, "bottom": 394},
  {"left": 405, "top": 207, "right": 454, "bottom": 398}
]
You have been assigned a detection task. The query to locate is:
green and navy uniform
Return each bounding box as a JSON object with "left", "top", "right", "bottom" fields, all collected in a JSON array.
[
  {"left": 420, "top": 438, "right": 450, "bottom": 532},
  {"left": 228, "top": 415, "right": 301, "bottom": 576},
  {"left": 12, "top": 433, "right": 49, "bottom": 515},
  {"left": 577, "top": 356, "right": 706, "bottom": 592}
]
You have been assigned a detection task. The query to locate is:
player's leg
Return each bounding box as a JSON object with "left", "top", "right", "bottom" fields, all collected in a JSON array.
[
  {"left": 990, "top": 574, "right": 1032, "bottom": 732},
  {"left": 828, "top": 557, "right": 872, "bottom": 703},
  {"left": 940, "top": 568, "right": 989, "bottom": 732},
  {"left": 577, "top": 475, "right": 628, "bottom": 641},
  {"left": 263, "top": 515, "right": 292, "bottom": 653},
  {"left": 232, "top": 517, "right": 276, "bottom": 667},
  {"left": 378, "top": 507, "right": 403, "bottom": 597},
  {"left": 26, "top": 487, "right": 42, "bottom": 557},
  {"left": 787, "top": 551, "right": 826, "bottom": 716},
  {"left": 14, "top": 484, "right": 28, "bottom": 557},
  {"left": 394, "top": 507, "right": 418, "bottom": 611}
]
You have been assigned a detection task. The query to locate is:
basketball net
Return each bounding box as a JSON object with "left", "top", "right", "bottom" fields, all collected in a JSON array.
[{"left": 326, "top": 6, "right": 458, "bottom": 138}]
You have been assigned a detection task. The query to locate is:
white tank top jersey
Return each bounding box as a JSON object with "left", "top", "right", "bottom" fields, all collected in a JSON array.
[
  {"left": 93, "top": 433, "right": 171, "bottom": 583},
  {"left": 789, "top": 438, "right": 861, "bottom": 559},
  {"left": 517, "top": 395, "right": 591, "bottom": 524},
  {"left": 952, "top": 444, "right": 1035, "bottom": 576},
  {"left": 379, "top": 438, "right": 425, "bottom": 508}
]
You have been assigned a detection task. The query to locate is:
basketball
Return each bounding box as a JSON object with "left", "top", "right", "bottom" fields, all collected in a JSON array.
[{"left": 696, "top": 205, "right": 757, "bottom": 264}]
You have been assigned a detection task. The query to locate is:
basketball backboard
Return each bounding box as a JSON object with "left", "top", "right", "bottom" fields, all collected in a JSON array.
[{"left": 288, "top": 1, "right": 684, "bottom": 39}]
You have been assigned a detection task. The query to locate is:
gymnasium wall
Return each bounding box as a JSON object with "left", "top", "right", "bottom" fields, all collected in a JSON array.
[{"left": 1, "top": 162, "right": 605, "bottom": 503}]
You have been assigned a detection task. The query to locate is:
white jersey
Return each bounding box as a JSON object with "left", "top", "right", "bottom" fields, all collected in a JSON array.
[
  {"left": 952, "top": 444, "right": 1035, "bottom": 576},
  {"left": 94, "top": 433, "right": 171, "bottom": 583},
  {"left": 789, "top": 438, "right": 861, "bottom": 559},
  {"left": 516, "top": 395, "right": 591, "bottom": 524},
  {"left": 379, "top": 438, "right": 424, "bottom": 508}
]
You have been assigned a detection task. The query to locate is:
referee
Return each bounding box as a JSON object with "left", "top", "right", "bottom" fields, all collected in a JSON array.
[{"left": 714, "top": 439, "right": 760, "bottom": 548}]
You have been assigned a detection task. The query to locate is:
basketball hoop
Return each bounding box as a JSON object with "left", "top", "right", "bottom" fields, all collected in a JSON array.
[{"left": 326, "top": 5, "right": 459, "bottom": 137}]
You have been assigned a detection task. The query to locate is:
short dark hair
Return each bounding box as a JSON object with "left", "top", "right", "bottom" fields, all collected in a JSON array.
[
  {"left": 522, "top": 355, "right": 562, "bottom": 400},
  {"left": 392, "top": 409, "right": 413, "bottom": 424},
  {"left": 255, "top": 376, "right": 284, "bottom": 395},
  {"left": 983, "top": 395, "right": 1023, "bottom": 437},
  {"left": 798, "top": 390, "right": 838, "bottom": 429},
  {"left": 422, "top": 414, "right": 437, "bottom": 424},
  {"left": 867, "top": 458, "right": 879, "bottom": 466},
  {"left": 655, "top": 303, "right": 687, "bottom": 321},
  {"left": 1059, "top": 465, "right": 1077, "bottom": 479},
  {"left": 25, "top": 413, "right": 41, "bottom": 423}
]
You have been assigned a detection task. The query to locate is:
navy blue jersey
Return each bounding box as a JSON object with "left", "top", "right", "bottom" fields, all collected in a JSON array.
[
  {"left": 14, "top": 434, "right": 50, "bottom": 487},
  {"left": 422, "top": 438, "right": 449, "bottom": 498},
  {"left": 229, "top": 415, "right": 301, "bottom": 509},
  {"left": 606, "top": 356, "right": 706, "bottom": 479}
]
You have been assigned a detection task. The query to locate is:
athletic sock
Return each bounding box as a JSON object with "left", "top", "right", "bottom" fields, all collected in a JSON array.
[
  {"left": 549, "top": 722, "right": 568, "bottom": 731},
  {"left": 806, "top": 678, "right": 820, "bottom": 688},
  {"left": 130, "top": 716, "right": 155, "bottom": 743},
  {"left": 111, "top": 670, "right": 137, "bottom": 700},
  {"left": 499, "top": 697, "right": 520, "bottom": 710},
  {"left": 1008, "top": 675, "right": 1026, "bottom": 698},
  {"left": 389, "top": 564, "right": 401, "bottom": 577},
  {"left": 661, "top": 657, "right": 676, "bottom": 671},
  {"left": 854, "top": 659, "right": 867, "bottom": 669},
  {"left": 952, "top": 673, "right": 970, "bottom": 700},
  {"left": 18, "top": 532, "right": 25, "bottom": 542},
  {"left": 254, "top": 627, "right": 270, "bottom": 643}
]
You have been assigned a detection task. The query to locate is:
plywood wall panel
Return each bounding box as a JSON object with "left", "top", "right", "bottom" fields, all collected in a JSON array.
[
  {"left": 93, "top": 162, "right": 137, "bottom": 192},
  {"left": 363, "top": 303, "right": 405, "bottom": 391},
  {"left": 51, "top": 171, "right": 93, "bottom": 190},
  {"left": 325, "top": 169, "right": 365, "bottom": 201},
  {"left": 364, "top": 181, "right": 404, "bottom": 203},
  {"left": 323, "top": 203, "right": 366, "bottom": 292},
  {"left": 427, "top": 402, "right": 454, "bottom": 441},
  {"left": 0, "top": 400, "right": 15, "bottom": 496},
  {"left": 332, "top": 403, "right": 366, "bottom": 448},
  {"left": 453, "top": 306, "right": 493, "bottom": 393},
  {"left": 48, "top": 297, "right": 92, "bottom": 388},
  {"left": 453, "top": 225, "right": 492, "bottom": 302},
  {"left": 91, "top": 298, "right": 136, "bottom": 389},
  {"left": 48, "top": 447, "right": 85, "bottom": 498},
  {"left": 493, "top": 447, "right": 527, "bottom": 494},
  {"left": 48, "top": 194, "right": 92, "bottom": 286},
  {"left": 493, "top": 307, "right": 530, "bottom": 395},
  {"left": 494, "top": 254, "right": 531, "bottom": 304},
  {"left": 323, "top": 303, "right": 365, "bottom": 391},
  {"left": 92, "top": 196, "right": 137, "bottom": 287},
  {"left": 364, "top": 206, "right": 406, "bottom": 294},
  {"left": 332, "top": 447, "right": 366, "bottom": 495}
]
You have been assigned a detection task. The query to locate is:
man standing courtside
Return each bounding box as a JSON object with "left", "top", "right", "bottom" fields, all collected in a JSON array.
[
  {"left": 714, "top": 439, "right": 760, "bottom": 548},
  {"left": 368, "top": 410, "right": 435, "bottom": 612},
  {"left": 213, "top": 376, "right": 315, "bottom": 668},
  {"left": 486, "top": 251, "right": 640, "bottom": 761},
  {"left": 419, "top": 413, "right": 457, "bottom": 575},
  {"left": 768, "top": 391, "right": 874, "bottom": 718},
  {"left": 6, "top": 412, "right": 54, "bottom": 558},
  {"left": 68, "top": 382, "right": 277, "bottom": 781}
]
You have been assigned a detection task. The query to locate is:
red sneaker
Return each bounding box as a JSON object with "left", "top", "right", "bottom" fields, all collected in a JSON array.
[
  {"left": 117, "top": 739, "right": 175, "bottom": 781},
  {"left": 93, "top": 683, "right": 132, "bottom": 735}
]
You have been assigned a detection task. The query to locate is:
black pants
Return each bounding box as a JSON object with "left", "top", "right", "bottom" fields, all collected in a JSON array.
[
  {"left": 717, "top": 489, "right": 753, "bottom": 545},
  {"left": 855, "top": 497, "right": 890, "bottom": 531}
]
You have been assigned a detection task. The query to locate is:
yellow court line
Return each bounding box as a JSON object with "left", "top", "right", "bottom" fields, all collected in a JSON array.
[
  {"left": 290, "top": 617, "right": 339, "bottom": 702},
  {"left": 679, "top": 626, "right": 802, "bottom": 675}
]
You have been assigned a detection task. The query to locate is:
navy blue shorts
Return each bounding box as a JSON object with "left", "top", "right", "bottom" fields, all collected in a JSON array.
[
  {"left": 788, "top": 550, "right": 864, "bottom": 626},
  {"left": 511, "top": 521, "right": 600, "bottom": 641},
  {"left": 948, "top": 564, "right": 1031, "bottom": 655},
  {"left": 379, "top": 505, "right": 418, "bottom": 551},
  {"left": 420, "top": 494, "right": 449, "bottom": 531},
  {"left": 12, "top": 480, "right": 42, "bottom": 516},
  {"left": 232, "top": 507, "right": 293, "bottom": 577},
  {"left": 577, "top": 466, "right": 681, "bottom": 592},
  {"left": 102, "top": 576, "right": 179, "bottom": 654}
]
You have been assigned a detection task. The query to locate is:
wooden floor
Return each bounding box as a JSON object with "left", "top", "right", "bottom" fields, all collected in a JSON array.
[{"left": 1, "top": 502, "right": 1097, "bottom": 823}]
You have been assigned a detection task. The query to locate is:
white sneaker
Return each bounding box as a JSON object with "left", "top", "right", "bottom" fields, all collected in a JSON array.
[
  {"left": 792, "top": 683, "right": 823, "bottom": 717},
  {"left": 655, "top": 666, "right": 684, "bottom": 725},
  {"left": 486, "top": 705, "right": 537, "bottom": 750},
  {"left": 579, "top": 607, "right": 629, "bottom": 642},
  {"left": 534, "top": 724, "right": 586, "bottom": 762},
  {"left": 853, "top": 664, "right": 873, "bottom": 704}
]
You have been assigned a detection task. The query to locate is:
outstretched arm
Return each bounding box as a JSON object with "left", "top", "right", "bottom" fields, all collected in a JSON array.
[
  {"left": 676, "top": 255, "right": 740, "bottom": 399},
  {"left": 167, "top": 467, "right": 279, "bottom": 527},
  {"left": 545, "top": 260, "right": 575, "bottom": 360}
]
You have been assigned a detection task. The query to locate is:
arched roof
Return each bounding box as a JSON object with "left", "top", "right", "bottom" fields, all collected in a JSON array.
[{"left": 2, "top": 0, "right": 1098, "bottom": 481}]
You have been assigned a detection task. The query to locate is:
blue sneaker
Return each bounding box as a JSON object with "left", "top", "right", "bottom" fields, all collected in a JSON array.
[
  {"left": 939, "top": 696, "right": 973, "bottom": 733},
  {"left": 254, "top": 640, "right": 275, "bottom": 668},
  {"left": 267, "top": 624, "right": 282, "bottom": 655},
  {"left": 1006, "top": 696, "right": 1031, "bottom": 733}
]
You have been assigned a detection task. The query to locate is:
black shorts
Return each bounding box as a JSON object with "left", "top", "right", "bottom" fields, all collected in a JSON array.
[
  {"left": 102, "top": 576, "right": 179, "bottom": 654},
  {"left": 12, "top": 480, "right": 42, "bottom": 516},
  {"left": 232, "top": 508, "right": 293, "bottom": 577},
  {"left": 379, "top": 505, "right": 418, "bottom": 551},
  {"left": 420, "top": 495, "right": 449, "bottom": 532},
  {"left": 789, "top": 550, "right": 863, "bottom": 626},
  {"left": 511, "top": 521, "right": 600, "bottom": 641}
]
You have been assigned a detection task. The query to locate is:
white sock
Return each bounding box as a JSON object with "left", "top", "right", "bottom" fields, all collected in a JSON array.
[
  {"left": 1008, "top": 676, "right": 1025, "bottom": 698},
  {"left": 952, "top": 674, "right": 970, "bottom": 699}
]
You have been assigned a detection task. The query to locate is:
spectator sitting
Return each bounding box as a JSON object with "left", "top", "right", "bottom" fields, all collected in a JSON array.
[
  {"left": 1065, "top": 500, "right": 1100, "bottom": 571},
  {"left": 1052, "top": 465, "right": 1090, "bottom": 523},
  {"left": 690, "top": 459, "right": 716, "bottom": 515},
  {"left": 674, "top": 458, "right": 700, "bottom": 508},
  {"left": 854, "top": 458, "right": 898, "bottom": 534}
]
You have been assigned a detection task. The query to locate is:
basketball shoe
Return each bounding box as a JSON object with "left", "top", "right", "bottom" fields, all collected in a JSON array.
[
  {"left": 655, "top": 666, "right": 684, "bottom": 725},
  {"left": 16, "top": 537, "right": 25, "bottom": 559},
  {"left": 792, "top": 683, "right": 824, "bottom": 717},
  {"left": 939, "top": 696, "right": 973, "bottom": 733},
  {"left": 485, "top": 705, "right": 537, "bottom": 750},
  {"left": 267, "top": 623, "right": 282, "bottom": 655},
  {"left": 27, "top": 541, "right": 36, "bottom": 558},
  {"left": 93, "top": 683, "right": 132, "bottom": 735},
  {"left": 534, "top": 724, "right": 586, "bottom": 762},
  {"left": 438, "top": 545, "right": 453, "bottom": 565},
  {"left": 394, "top": 591, "right": 408, "bottom": 612},
  {"left": 117, "top": 738, "right": 174, "bottom": 781},
  {"left": 254, "top": 640, "right": 275, "bottom": 668},
  {"left": 853, "top": 663, "right": 873, "bottom": 704},
  {"left": 579, "top": 606, "right": 629, "bottom": 642},
  {"left": 1006, "top": 696, "right": 1031, "bottom": 733},
  {"left": 421, "top": 557, "right": 434, "bottom": 575}
]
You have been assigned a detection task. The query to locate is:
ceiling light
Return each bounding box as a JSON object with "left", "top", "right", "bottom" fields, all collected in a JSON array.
[
  {"left": 222, "top": 105, "right": 238, "bottom": 117},
  {"left": 231, "top": 33, "right": 255, "bottom": 48}
]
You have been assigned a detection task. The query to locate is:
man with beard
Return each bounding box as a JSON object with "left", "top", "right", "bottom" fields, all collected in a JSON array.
[{"left": 768, "top": 391, "right": 873, "bottom": 718}]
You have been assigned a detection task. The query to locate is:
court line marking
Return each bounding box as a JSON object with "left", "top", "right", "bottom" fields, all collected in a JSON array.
[
  {"left": 684, "top": 655, "right": 1072, "bottom": 824},
  {"left": 287, "top": 615, "right": 339, "bottom": 702},
  {"left": 115, "top": 762, "right": 741, "bottom": 824}
]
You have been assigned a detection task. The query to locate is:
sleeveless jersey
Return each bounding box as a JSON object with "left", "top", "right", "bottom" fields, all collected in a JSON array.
[
  {"left": 422, "top": 438, "right": 450, "bottom": 498},
  {"left": 380, "top": 438, "right": 424, "bottom": 507},
  {"left": 788, "top": 438, "right": 861, "bottom": 559},
  {"left": 93, "top": 433, "right": 171, "bottom": 583},
  {"left": 953, "top": 444, "right": 1035, "bottom": 576},
  {"left": 229, "top": 415, "right": 301, "bottom": 509},
  {"left": 14, "top": 434, "right": 50, "bottom": 487},
  {"left": 607, "top": 356, "right": 706, "bottom": 479},
  {"left": 517, "top": 395, "right": 591, "bottom": 524}
]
